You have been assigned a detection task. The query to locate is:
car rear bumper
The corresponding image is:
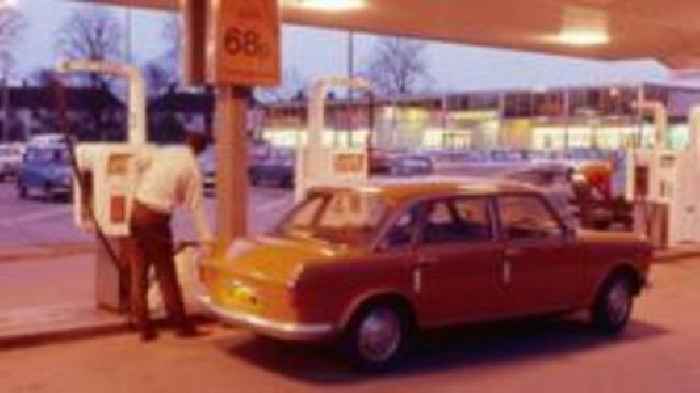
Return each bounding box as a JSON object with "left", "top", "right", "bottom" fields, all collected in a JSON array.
[{"left": 198, "top": 295, "right": 335, "bottom": 341}]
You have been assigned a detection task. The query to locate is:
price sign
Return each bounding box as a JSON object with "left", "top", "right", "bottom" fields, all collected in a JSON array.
[
  {"left": 333, "top": 153, "right": 367, "bottom": 175},
  {"left": 207, "top": 0, "right": 281, "bottom": 86}
]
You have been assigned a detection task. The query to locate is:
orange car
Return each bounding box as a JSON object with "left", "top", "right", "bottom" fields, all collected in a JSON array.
[{"left": 198, "top": 179, "right": 652, "bottom": 370}]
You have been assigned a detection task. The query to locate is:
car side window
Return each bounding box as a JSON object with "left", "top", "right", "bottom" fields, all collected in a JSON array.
[
  {"left": 498, "top": 195, "right": 562, "bottom": 240},
  {"left": 382, "top": 203, "right": 423, "bottom": 249},
  {"left": 423, "top": 197, "right": 492, "bottom": 244}
]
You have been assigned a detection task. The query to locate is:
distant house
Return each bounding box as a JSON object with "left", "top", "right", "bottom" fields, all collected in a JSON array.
[
  {"left": 0, "top": 82, "right": 126, "bottom": 142},
  {"left": 147, "top": 86, "right": 262, "bottom": 143},
  {"left": 148, "top": 87, "right": 215, "bottom": 143}
]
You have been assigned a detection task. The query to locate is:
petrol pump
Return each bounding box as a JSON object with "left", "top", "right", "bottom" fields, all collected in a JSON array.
[
  {"left": 625, "top": 102, "right": 700, "bottom": 248},
  {"left": 56, "top": 60, "right": 149, "bottom": 311},
  {"left": 294, "top": 77, "right": 374, "bottom": 201}
]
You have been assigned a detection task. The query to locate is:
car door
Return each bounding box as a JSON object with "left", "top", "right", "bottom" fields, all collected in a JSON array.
[
  {"left": 410, "top": 196, "right": 505, "bottom": 326},
  {"left": 21, "top": 148, "right": 40, "bottom": 188},
  {"left": 496, "top": 194, "right": 582, "bottom": 316}
]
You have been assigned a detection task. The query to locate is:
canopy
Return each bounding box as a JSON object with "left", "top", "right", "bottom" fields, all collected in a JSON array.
[{"left": 78, "top": 0, "right": 700, "bottom": 68}]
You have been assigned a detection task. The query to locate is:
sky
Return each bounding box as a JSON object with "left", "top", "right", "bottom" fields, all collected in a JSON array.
[{"left": 8, "top": 0, "right": 677, "bottom": 92}]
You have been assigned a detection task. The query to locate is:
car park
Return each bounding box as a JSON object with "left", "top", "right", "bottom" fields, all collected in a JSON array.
[
  {"left": 17, "top": 134, "right": 73, "bottom": 201},
  {"left": 0, "top": 143, "right": 25, "bottom": 182},
  {"left": 197, "top": 178, "right": 652, "bottom": 370},
  {"left": 199, "top": 141, "right": 272, "bottom": 190},
  {"left": 384, "top": 153, "right": 433, "bottom": 176},
  {"left": 370, "top": 149, "right": 434, "bottom": 176},
  {"left": 248, "top": 148, "right": 295, "bottom": 188},
  {"left": 198, "top": 147, "right": 216, "bottom": 191}
]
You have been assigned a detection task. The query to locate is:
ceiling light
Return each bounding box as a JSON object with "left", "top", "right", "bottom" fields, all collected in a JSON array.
[
  {"left": 558, "top": 28, "right": 610, "bottom": 46},
  {"left": 291, "top": 0, "right": 366, "bottom": 11},
  {"left": 0, "top": 0, "right": 18, "bottom": 7},
  {"left": 553, "top": 5, "right": 610, "bottom": 46}
]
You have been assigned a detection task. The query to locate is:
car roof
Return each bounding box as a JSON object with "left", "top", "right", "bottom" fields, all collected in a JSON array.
[
  {"left": 312, "top": 176, "right": 541, "bottom": 204},
  {"left": 27, "top": 134, "right": 68, "bottom": 149}
]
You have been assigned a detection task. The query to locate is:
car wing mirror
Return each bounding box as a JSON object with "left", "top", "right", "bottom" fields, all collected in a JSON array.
[{"left": 563, "top": 225, "right": 577, "bottom": 242}]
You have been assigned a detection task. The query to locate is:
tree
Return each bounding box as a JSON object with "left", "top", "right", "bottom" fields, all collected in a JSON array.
[
  {"left": 141, "top": 14, "right": 179, "bottom": 96},
  {"left": 256, "top": 66, "right": 307, "bottom": 102},
  {"left": 29, "top": 68, "right": 56, "bottom": 87},
  {"left": 55, "top": 6, "right": 123, "bottom": 86},
  {"left": 364, "top": 37, "right": 432, "bottom": 96},
  {"left": 0, "top": 8, "right": 26, "bottom": 79},
  {"left": 161, "top": 14, "right": 180, "bottom": 82},
  {"left": 143, "top": 61, "right": 172, "bottom": 96}
]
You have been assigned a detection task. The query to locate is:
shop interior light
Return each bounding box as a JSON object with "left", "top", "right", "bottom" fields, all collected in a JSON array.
[
  {"left": 556, "top": 6, "right": 610, "bottom": 46},
  {"left": 292, "top": 0, "right": 366, "bottom": 11},
  {"left": 558, "top": 28, "right": 610, "bottom": 46}
]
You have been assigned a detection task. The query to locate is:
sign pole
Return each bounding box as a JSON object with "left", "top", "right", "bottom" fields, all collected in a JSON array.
[
  {"left": 181, "top": 0, "right": 279, "bottom": 243},
  {"left": 215, "top": 85, "right": 250, "bottom": 242}
]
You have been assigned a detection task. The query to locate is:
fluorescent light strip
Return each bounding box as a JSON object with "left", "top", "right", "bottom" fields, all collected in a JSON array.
[
  {"left": 292, "top": 0, "right": 366, "bottom": 11},
  {"left": 557, "top": 29, "right": 610, "bottom": 46}
]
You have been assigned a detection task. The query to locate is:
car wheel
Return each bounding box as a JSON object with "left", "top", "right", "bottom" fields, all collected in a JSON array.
[
  {"left": 250, "top": 173, "right": 260, "bottom": 186},
  {"left": 17, "top": 181, "right": 27, "bottom": 199},
  {"left": 592, "top": 274, "right": 634, "bottom": 335},
  {"left": 593, "top": 220, "right": 611, "bottom": 231},
  {"left": 342, "top": 303, "right": 411, "bottom": 372},
  {"left": 43, "top": 183, "right": 55, "bottom": 202}
]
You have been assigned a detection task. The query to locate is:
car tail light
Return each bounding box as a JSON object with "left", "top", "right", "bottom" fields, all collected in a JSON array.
[{"left": 199, "top": 265, "right": 217, "bottom": 288}]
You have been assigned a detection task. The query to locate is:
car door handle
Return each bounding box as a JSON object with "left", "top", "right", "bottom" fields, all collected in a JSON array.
[
  {"left": 504, "top": 248, "right": 523, "bottom": 258},
  {"left": 415, "top": 256, "right": 438, "bottom": 268}
]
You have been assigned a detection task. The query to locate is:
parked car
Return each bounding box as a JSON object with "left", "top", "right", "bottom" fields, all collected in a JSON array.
[
  {"left": 248, "top": 148, "right": 295, "bottom": 188},
  {"left": 0, "top": 143, "right": 25, "bottom": 182},
  {"left": 17, "top": 136, "right": 73, "bottom": 201},
  {"left": 197, "top": 178, "right": 653, "bottom": 370},
  {"left": 370, "top": 149, "right": 433, "bottom": 176},
  {"left": 198, "top": 140, "right": 273, "bottom": 190},
  {"left": 198, "top": 147, "right": 216, "bottom": 190}
]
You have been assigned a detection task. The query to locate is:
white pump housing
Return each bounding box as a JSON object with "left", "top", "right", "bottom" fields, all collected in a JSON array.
[{"left": 295, "top": 76, "right": 373, "bottom": 201}]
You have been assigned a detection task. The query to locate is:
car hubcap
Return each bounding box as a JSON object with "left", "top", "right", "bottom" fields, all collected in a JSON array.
[
  {"left": 357, "top": 308, "right": 401, "bottom": 363},
  {"left": 607, "top": 280, "right": 631, "bottom": 326}
]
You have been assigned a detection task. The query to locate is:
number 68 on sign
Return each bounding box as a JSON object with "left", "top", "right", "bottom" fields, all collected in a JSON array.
[{"left": 207, "top": 0, "right": 281, "bottom": 86}]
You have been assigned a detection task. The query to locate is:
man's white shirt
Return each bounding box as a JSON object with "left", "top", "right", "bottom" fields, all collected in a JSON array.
[{"left": 133, "top": 145, "right": 213, "bottom": 243}]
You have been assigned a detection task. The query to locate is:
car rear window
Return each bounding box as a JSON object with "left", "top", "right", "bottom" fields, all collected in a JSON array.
[
  {"left": 422, "top": 198, "right": 492, "bottom": 244},
  {"left": 498, "top": 195, "right": 562, "bottom": 240},
  {"left": 279, "top": 189, "right": 388, "bottom": 246}
]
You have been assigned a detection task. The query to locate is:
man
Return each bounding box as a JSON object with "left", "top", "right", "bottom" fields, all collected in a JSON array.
[{"left": 127, "top": 131, "right": 213, "bottom": 341}]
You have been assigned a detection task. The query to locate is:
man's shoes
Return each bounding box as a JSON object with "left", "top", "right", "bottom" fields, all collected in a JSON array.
[
  {"left": 141, "top": 328, "right": 159, "bottom": 342},
  {"left": 176, "top": 322, "right": 208, "bottom": 338}
]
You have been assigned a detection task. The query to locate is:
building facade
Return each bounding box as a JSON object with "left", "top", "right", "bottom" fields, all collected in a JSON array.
[
  {"left": 0, "top": 82, "right": 126, "bottom": 142},
  {"left": 260, "top": 82, "right": 700, "bottom": 152}
]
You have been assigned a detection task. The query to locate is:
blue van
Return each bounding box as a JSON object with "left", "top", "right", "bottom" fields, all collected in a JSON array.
[{"left": 17, "top": 136, "right": 73, "bottom": 201}]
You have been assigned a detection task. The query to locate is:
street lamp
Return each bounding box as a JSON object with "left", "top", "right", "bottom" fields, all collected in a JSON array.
[{"left": 0, "top": 0, "right": 17, "bottom": 142}]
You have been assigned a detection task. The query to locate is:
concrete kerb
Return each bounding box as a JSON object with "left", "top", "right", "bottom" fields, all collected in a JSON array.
[
  {"left": 0, "top": 243, "right": 96, "bottom": 264},
  {"left": 0, "top": 311, "right": 216, "bottom": 351},
  {"left": 653, "top": 249, "right": 700, "bottom": 264},
  {"left": 0, "top": 243, "right": 698, "bottom": 350}
]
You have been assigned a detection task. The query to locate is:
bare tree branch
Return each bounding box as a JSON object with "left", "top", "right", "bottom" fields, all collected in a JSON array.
[
  {"left": 143, "top": 61, "right": 172, "bottom": 96},
  {"left": 0, "top": 8, "right": 26, "bottom": 79},
  {"left": 364, "top": 37, "right": 432, "bottom": 96},
  {"left": 159, "top": 14, "right": 181, "bottom": 84},
  {"left": 256, "top": 66, "right": 307, "bottom": 102},
  {"left": 56, "top": 7, "right": 122, "bottom": 63}
]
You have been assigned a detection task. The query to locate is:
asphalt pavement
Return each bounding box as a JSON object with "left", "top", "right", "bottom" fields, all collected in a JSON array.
[
  {"left": 1, "top": 257, "right": 699, "bottom": 393},
  {"left": 0, "top": 181, "right": 294, "bottom": 251}
]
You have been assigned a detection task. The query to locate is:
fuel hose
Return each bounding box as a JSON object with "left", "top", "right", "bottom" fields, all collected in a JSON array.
[{"left": 49, "top": 76, "right": 122, "bottom": 269}]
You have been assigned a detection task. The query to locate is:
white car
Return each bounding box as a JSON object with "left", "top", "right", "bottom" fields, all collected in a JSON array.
[
  {"left": 0, "top": 143, "right": 25, "bottom": 182},
  {"left": 198, "top": 147, "right": 216, "bottom": 190}
]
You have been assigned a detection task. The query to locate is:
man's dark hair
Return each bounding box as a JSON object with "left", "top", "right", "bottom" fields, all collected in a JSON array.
[{"left": 185, "top": 131, "right": 208, "bottom": 155}]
